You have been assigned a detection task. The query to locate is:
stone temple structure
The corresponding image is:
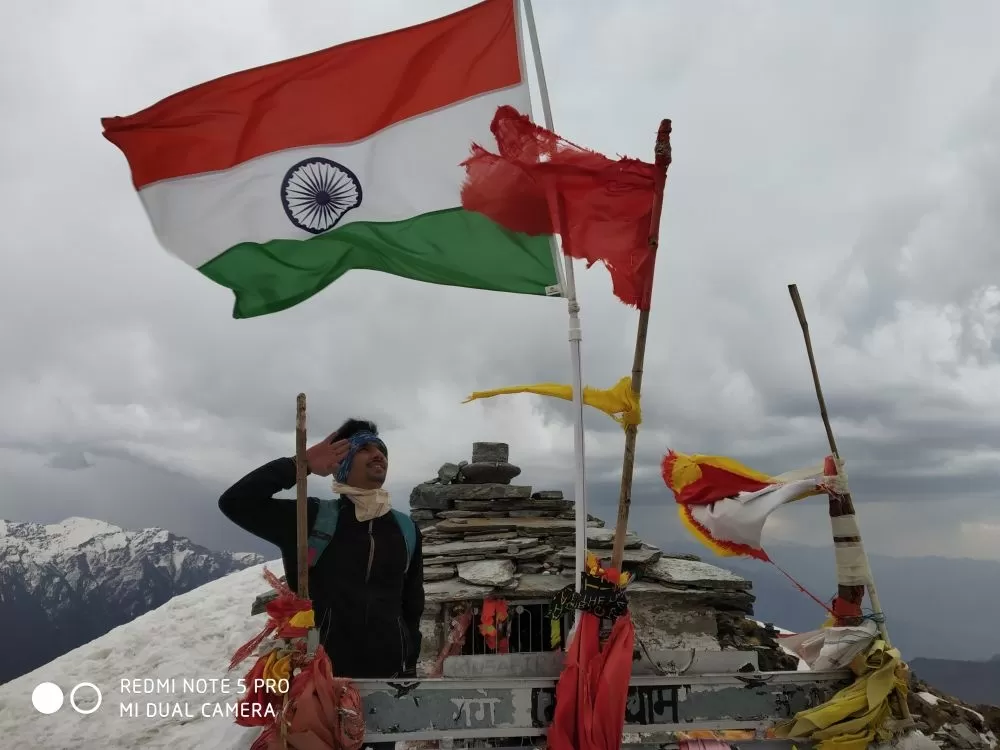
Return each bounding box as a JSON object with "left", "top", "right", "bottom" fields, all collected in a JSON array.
[{"left": 409, "top": 441, "right": 795, "bottom": 674}]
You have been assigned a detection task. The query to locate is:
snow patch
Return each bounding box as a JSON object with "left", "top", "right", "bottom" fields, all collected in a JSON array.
[
  {"left": 957, "top": 704, "right": 985, "bottom": 724},
  {"left": 0, "top": 562, "right": 283, "bottom": 749},
  {"left": 917, "top": 691, "right": 941, "bottom": 706}
]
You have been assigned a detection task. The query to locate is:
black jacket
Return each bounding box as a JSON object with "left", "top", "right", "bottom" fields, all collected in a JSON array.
[{"left": 219, "top": 457, "right": 424, "bottom": 678}]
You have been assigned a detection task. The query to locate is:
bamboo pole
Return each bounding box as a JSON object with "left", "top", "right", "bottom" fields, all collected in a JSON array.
[
  {"left": 787, "top": 284, "right": 912, "bottom": 726},
  {"left": 295, "top": 393, "right": 309, "bottom": 599},
  {"left": 610, "top": 120, "right": 673, "bottom": 571},
  {"left": 786, "top": 285, "right": 888, "bottom": 636}
]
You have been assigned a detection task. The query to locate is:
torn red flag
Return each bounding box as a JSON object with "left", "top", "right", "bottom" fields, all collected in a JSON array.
[
  {"left": 548, "top": 611, "right": 635, "bottom": 750},
  {"left": 461, "top": 105, "right": 663, "bottom": 309}
]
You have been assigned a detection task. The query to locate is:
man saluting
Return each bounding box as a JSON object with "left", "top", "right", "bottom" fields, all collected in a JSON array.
[{"left": 219, "top": 418, "right": 424, "bottom": 681}]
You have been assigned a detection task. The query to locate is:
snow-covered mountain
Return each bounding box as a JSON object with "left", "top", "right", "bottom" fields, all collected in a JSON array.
[
  {"left": 0, "top": 517, "right": 264, "bottom": 685},
  {"left": 0, "top": 562, "right": 274, "bottom": 749}
]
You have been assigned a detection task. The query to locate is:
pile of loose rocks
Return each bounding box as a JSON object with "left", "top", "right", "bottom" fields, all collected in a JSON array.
[{"left": 906, "top": 674, "right": 999, "bottom": 749}]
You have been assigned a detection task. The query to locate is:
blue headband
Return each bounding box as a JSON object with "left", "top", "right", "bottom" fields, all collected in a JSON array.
[{"left": 336, "top": 430, "right": 388, "bottom": 483}]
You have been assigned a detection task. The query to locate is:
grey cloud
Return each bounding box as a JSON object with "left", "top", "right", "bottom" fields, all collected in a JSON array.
[
  {"left": 45, "top": 450, "right": 94, "bottom": 471},
  {"left": 2, "top": 0, "right": 1000, "bottom": 567}
]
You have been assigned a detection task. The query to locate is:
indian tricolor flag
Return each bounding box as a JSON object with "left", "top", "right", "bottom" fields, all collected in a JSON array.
[{"left": 101, "top": 0, "right": 560, "bottom": 318}]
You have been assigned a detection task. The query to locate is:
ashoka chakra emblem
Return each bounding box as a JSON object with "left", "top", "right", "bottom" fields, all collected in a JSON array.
[{"left": 280, "top": 157, "right": 362, "bottom": 234}]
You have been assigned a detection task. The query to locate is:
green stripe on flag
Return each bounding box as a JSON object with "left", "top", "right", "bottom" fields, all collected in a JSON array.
[{"left": 198, "top": 207, "right": 558, "bottom": 318}]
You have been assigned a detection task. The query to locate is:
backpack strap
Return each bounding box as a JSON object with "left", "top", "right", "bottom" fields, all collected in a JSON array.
[
  {"left": 307, "top": 498, "right": 341, "bottom": 567},
  {"left": 391, "top": 509, "right": 417, "bottom": 574},
  {"left": 308, "top": 500, "right": 417, "bottom": 573}
]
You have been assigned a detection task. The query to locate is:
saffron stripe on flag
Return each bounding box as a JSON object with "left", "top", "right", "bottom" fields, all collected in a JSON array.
[{"left": 101, "top": 0, "right": 521, "bottom": 189}]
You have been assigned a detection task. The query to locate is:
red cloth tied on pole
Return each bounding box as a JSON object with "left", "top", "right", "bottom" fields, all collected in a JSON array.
[
  {"left": 254, "top": 648, "right": 365, "bottom": 750},
  {"left": 229, "top": 568, "right": 365, "bottom": 750},
  {"left": 548, "top": 612, "right": 635, "bottom": 750},
  {"left": 461, "top": 105, "right": 661, "bottom": 309},
  {"left": 229, "top": 568, "right": 313, "bottom": 671}
]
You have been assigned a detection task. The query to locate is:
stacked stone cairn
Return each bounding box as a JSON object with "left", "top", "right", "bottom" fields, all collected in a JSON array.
[{"left": 412, "top": 441, "right": 796, "bottom": 672}]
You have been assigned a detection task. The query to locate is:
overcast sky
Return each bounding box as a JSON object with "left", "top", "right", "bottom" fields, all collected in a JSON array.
[{"left": 2, "top": 0, "right": 999, "bottom": 564}]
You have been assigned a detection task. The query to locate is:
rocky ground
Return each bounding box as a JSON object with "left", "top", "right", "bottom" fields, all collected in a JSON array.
[{"left": 907, "top": 674, "right": 999, "bottom": 749}]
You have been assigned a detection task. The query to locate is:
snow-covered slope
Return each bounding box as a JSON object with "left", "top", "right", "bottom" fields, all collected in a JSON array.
[
  {"left": 0, "top": 562, "right": 277, "bottom": 749},
  {"left": 0, "top": 517, "right": 265, "bottom": 684}
]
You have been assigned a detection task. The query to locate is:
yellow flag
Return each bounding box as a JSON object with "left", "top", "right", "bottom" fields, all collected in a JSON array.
[{"left": 464, "top": 376, "right": 641, "bottom": 428}]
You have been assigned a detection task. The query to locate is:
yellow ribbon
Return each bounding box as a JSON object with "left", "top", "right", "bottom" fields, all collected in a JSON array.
[
  {"left": 259, "top": 649, "right": 293, "bottom": 691},
  {"left": 288, "top": 609, "right": 315, "bottom": 629},
  {"left": 464, "top": 376, "right": 641, "bottom": 428},
  {"left": 774, "top": 639, "right": 908, "bottom": 750}
]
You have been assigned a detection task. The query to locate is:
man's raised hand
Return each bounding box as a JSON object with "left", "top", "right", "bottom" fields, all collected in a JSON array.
[{"left": 305, "top": 434, "right": 350, "bottom": 477}]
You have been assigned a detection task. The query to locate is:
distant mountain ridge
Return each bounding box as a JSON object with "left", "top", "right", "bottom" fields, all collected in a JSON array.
[
  {"left": 0, "top": 517, "right": 263, "bottom": 684},
  {"left": 908, "top": 657, "right": 1000, "bottom": 707},
  {"left": 643, "top": 535, "right": 1000, "bottom": 663}
]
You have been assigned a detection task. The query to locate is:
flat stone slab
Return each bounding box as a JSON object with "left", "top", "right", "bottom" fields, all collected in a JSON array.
[
  {"left": 662, "top": 552, "right": 702, "bottom": 562},
  {"left": 586, "top": 527, "right": 642, "bottom": 549},
  {"left": 457, "top": 559, "right": 516, "bottom": 587},
  {"left": 642, "top": 557, "right": 751, "bottom": 590},
  {"left": 511, "top": 573, "right": 574, "bottom": 596},
  {"left": 436, "top": 510, "right": 510, "bottom": 519},
  {"left": 408, "top": 485, "right": 451, "bottom": 510},
  {"left": 423, "top": 554, "right": 487, "bottom": 566},
  {"left": 424, "top": 566, "right": 456, "bottom": 582},
  {"left": 559, "top": 546, "right": 661, "bottom": 566},
  {"left": 509, "top": 544, "right": 555, "bottom": 561},
  {"left": 422, "top": 537, "right": 539, "bottom": 557},
  {"left": 435, "top": 517, "right": 602, "bottom": 535},
  {"left": 411, "top": 483, "right": 532, "bottom": 508},
  {"left": 453, "top": 499, "right": 571, "bottom": 513},
  {"left": 532, "top": 491, "right": 564, "bottom": 500},
  {"left": 557, "top": 512, "right": 606, "bottom": 527},
  {"left": 424, "top": 579, "right": 497, "bottom": 604},
  {"left": 453, "top": 531, "right": 520, "bottom": 542}
]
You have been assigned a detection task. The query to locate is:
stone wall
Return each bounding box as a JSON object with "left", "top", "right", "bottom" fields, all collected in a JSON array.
[{"left": 411, "top": 442, "right": 765, "bottom": 673}]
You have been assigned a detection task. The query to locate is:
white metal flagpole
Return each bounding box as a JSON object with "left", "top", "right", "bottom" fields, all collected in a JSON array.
[{"left": 520, "top": 0, "right": 589, "bottom": 609}]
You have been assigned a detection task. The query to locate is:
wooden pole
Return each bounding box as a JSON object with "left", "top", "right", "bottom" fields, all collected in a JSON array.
[
  {"left": 787, "top": 285, "right": 884, "bottom": 632},
  {"left": 610, "top": 120, "right": 673, "bottom": 571},
  {"left": 786, "top": 286, "right": 866, "bottom": 622},
  {"left": 295, "top": 393, "right": 309, "bottom": 599},
  {"left": 787, "top": 284, "right": 912, "bottom": 725}
]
